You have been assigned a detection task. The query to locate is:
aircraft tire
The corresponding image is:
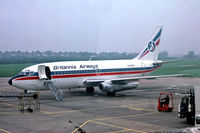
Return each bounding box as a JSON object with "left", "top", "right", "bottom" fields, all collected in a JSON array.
[
  {"left": 107, "top": 92, "right": 116, "bottom": 96},
  {"left": 86, "top": 87, "right": 94, "bottom": 93}
]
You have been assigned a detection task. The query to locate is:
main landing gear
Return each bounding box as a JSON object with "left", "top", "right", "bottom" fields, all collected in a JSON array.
[
  {"left": 107, "top": 92, "right": 116, "bottom": 96},
  {"left": 86, "top": 87, "right": 94, "bottom": 93}
]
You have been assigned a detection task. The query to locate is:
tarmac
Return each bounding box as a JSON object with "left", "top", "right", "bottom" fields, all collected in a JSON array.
[{"left": 0, "top": 77, "right": 200, "bottom": 133}]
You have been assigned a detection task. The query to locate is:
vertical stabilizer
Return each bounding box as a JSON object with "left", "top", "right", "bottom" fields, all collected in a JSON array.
[{"left": 135, "top": 26, "right": 163, "bottom": 60}]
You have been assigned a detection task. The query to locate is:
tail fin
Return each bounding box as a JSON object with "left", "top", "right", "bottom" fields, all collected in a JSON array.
[{"left": 135, "top": 26, "right": 163, "bottom": 60}]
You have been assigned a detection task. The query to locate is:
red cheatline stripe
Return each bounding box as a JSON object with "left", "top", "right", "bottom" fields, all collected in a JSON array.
[
  {"left": 14, "top": 67, "right": 160, "bottom": 81},
  {"left": 156, "top": 39, "right": 160, "bottom": 46},
  {"left": 140, "top": 50, "right": 149, "bottom": 59},
  {"left": 14, "top": 76, "right": 39, "bottom": 80}
]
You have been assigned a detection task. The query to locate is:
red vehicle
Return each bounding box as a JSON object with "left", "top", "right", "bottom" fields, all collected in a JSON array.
[{"left": 158, "top": 91, "right": 174, "bottom": 112}]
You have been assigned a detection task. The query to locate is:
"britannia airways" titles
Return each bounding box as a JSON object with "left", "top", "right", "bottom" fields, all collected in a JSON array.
[{"left": 53, "top": 64, "right": 98, "bottom": 70}]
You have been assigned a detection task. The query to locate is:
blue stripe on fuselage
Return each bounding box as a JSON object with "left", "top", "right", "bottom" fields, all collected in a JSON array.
[{"left": 30, "top": 66, "right": 159, "bottom": 76}]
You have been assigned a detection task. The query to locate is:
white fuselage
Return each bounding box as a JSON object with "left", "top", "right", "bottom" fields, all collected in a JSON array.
[{"left": 11, "top": 59, "right": 160, "bottom": 91}]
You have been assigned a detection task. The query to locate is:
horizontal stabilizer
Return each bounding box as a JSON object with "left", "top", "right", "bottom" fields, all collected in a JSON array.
[{"left": 153, "top": 59, "right": 184, "bottom": 65}]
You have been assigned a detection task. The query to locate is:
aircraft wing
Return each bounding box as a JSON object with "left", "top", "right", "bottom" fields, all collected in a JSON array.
[
  {"left": 83, "top": 74, "right": 188, "bottom": 85},
  {"left": 83, "top": 79, "right": 104, "bottom": 86},
  {"left": 110, "top": 74, "right": 187, "bottom": 83}
]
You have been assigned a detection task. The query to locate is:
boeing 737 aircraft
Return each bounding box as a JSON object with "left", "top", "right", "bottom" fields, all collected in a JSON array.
[{"left": 8, "top": 26, "right": 184, "bottom": 101}]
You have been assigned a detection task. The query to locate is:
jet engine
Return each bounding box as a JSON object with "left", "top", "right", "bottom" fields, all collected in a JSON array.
[{"left": 98, "top": 81, "right": 138, "bottom": 94}]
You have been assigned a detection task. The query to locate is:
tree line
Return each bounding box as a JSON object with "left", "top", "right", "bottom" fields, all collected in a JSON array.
[
  {"left": 0, "top": 51, "right": 137, "bottom": 64},
  {"left": 0, "top": 50, "right": 198, "bottom": 64}
]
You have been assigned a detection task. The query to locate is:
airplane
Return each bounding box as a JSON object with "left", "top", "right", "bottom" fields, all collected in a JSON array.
[{"left": 8, "top": 26, "right": 184, "bottom": 101}]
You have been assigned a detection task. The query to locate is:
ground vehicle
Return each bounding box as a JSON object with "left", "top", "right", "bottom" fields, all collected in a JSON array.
[
  {"left": 178, "top": 89, "right": 195, "bottom": 125},
  {"left": 158, "top": 91, "right": 174, "bottom": 112}
]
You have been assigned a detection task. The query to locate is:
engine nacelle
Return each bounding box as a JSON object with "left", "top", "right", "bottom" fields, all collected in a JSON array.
[{"left": 98, "top": 81, "right": 138, "bottom": 93}]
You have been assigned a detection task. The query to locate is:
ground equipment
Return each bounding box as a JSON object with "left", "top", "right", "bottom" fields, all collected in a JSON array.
[
  {"left": 158, "top": 91, "right": 174, "bottom": 112},
  {"left": 178, "top": 89, "right": 195, "bottom": 125}
]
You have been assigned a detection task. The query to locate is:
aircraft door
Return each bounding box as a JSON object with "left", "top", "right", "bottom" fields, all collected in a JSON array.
[
  {"left": 38, "top": 65, "right": 51, "bottom": 80},
  {"left": 45, "top": 66, "right": 51, "bottom": 80},
  {"left": 96, "top": 68, "right": 100, "bottom": 76}
]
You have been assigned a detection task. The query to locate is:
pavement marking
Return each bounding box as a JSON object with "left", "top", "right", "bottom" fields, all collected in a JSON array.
[
  {"left": 71, "top": 112, "right": 156, "bottom": 132},
  {"left": 71, "top": 119, "right": 147, "bottom": 133},
  {"left": 0, "top": 102, "right": 17, "bottom": 107},
  {"left": 121, "top": 105, "right": 156, "bottom": 112},
  {"left": 40, "top": 110, "right": 53, "bottom": 114},
  {"left": 94, "top": 112, "right": 157, "bottom": 121},
  {"left": 65, "top": 97, "right": 94, "bottom": 101},
  {"left": 0, "top": 100, "right": 156, "bottom": 132},
  {"left": 0, "top": 110, "right": 19, "bottom": 114},
  {"left": 0, "top": 128, "right": 11, "bottom": 133},
  {"left": 40, "top": 105, "right": 132, "bottom": 114},
  {"left": 71, "top": 120, "right": 91, "bottom": 133},
  {"left": 0, "top": 100, "right": 154, "bottom": 115},
  {"left": 0, "top": 98, "right": 155, "bottom": 115},
  {"left": 108, "top": 129, "right": 138, "bottom": 133},
  {"left": 91, "top": 120, "right": 146, "bottom": 133},
  {"left": 40, "top": 102, "right": 155, "bottom": 115}
]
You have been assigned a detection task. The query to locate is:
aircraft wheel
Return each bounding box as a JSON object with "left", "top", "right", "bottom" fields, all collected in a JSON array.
[
  {"left": 186, "top": 116, "right": 195, "bottom": 125},
  {"left": 86, "top": 87, "right": 94, "bottom": 93},
  {"left": 167, "top": 108, "right": 172, "bottom": 112},
  {"left": 107, "top": 92, "right": 116, "bottom": 96},
  {"left": 27, "top": 108, "right": 33, "bottom": 113}
]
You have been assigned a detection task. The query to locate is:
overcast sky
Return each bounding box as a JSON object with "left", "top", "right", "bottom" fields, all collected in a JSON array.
[{"left": 0, "top": 0, "right": 199, "bottom": 55}]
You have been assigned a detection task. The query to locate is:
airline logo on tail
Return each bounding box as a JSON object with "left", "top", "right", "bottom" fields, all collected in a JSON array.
[
  {"left": 138, "top": 27, "right": 162, "bottom": 59},
  {"left": 148, "top": 41, "right": 156, "bottom": 52}
]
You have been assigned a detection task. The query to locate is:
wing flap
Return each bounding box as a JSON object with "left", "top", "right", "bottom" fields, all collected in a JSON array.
[{"left": 111, "top": 74, "right": 187, "bottom": 84}]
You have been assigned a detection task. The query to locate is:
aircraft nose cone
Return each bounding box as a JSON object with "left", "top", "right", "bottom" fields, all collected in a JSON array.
[{"left": 8, "top": 78, "right": 12, "bottom": 85}]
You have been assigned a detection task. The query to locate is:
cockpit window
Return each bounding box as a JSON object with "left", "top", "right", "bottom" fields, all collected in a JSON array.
[
  {"left": 19, "top": 72, "right": 26, "bottom": 75},
  {"left": 19, "top": 71, "right": 34, "bottom": 76}
]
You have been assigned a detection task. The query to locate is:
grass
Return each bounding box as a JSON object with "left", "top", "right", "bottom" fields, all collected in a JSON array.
[
  {"left": 0, "top": 63, "right": 35, "bottom": 77},
  {"left": 150, "top": 59, "right": 200, "bottom": 77},
  {"left": 0, "top": 59, "right": 199, "bottom": 77}
]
